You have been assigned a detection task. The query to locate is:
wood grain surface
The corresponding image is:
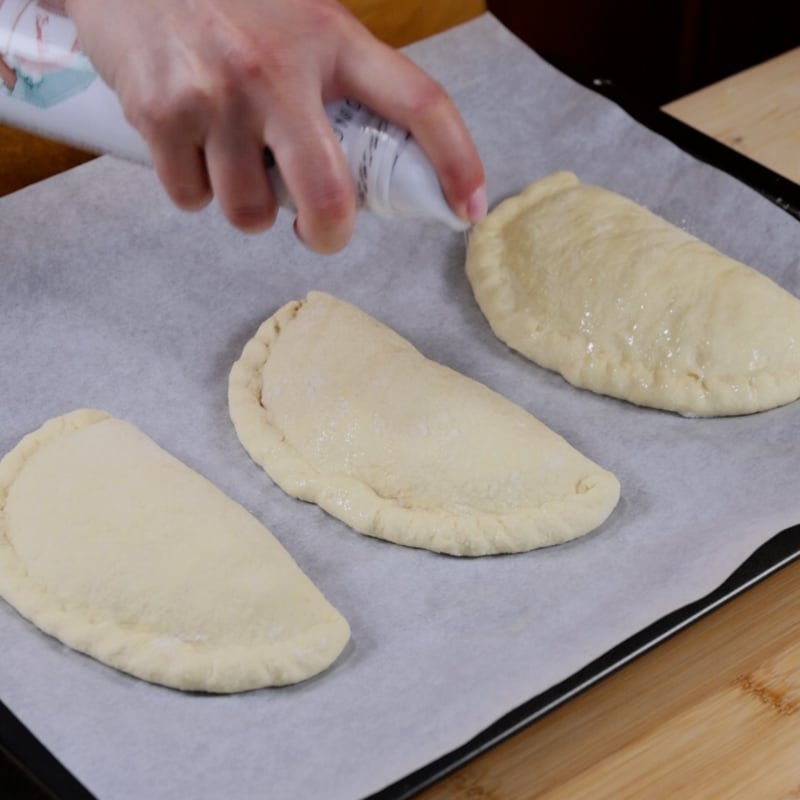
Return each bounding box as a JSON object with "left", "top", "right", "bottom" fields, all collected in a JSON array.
[
  {"left": 664, "top": 46, "right": 800, "bottom": 184},
  {"left": 421, "top": 558, "right": 800, "bottom": 799}
]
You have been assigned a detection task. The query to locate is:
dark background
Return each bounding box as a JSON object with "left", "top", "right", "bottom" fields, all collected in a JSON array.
[{"left": 486, "top": 0, "right": 800, "bottom": 104}]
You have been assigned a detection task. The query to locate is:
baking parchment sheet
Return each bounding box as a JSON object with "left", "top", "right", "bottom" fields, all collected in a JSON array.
[{"left": 1, "top": 14, "right": 799, "bottom": 800}]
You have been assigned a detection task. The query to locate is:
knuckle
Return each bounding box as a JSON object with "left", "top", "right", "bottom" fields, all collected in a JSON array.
[
  {"left": 221, "top": 41, "right": 269, "bottom": 87},
  {"left": 307, "top": 181, "right": 354, "bottom": 229},
  {"left": 441, "top": 158, "right": 483, "bottom": 198},
  {"left": 301, "top": 0, "right": 353, "bottom": 39},
  {"left": 127, "top": 84, "right": 210, "bottom": 140},
  {"left": 219, "top": 28, "right": 302, "bottom": 91},
  {"left": 403, "top": 80, "right": 451, "bottom": 124}
]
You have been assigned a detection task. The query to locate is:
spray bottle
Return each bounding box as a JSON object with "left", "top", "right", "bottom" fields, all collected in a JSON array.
[{"left": 0, "top": 0, "right": 468, "bottom": 231}]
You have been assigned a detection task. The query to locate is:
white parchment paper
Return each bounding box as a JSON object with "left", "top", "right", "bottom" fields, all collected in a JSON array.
[{"left": 1, "top": 14, "right": 799, "bottom": 800}]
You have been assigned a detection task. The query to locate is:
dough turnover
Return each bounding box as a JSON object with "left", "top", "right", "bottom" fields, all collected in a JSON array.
[
  {"left": 228, "top": 291, "right": 619, "bottom": 556},
  {"left": 466, "top": 171, "right": 800, "bottom": 416},
  {"left": 0, "top": 410, "right": 349, "bottom": 692}
]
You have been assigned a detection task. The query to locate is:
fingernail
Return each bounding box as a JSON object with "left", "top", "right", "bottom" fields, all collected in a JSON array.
[
  {"left": 467, "top": 185, "right": 488, "bottom": 224},
  {"left": 293, "top": 218, "right": 307, "bottom": 246}
]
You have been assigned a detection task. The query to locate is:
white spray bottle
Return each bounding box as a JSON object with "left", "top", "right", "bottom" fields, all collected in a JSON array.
[{"left": 0, "top": 0, "right": 468, "bottom": 231}]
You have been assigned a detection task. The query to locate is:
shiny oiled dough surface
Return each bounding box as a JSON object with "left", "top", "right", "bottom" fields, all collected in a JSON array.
[
  {"left": 228, "top": 291, "right": 620, "bottom": 556},
  {"left": 466, "top": 171, "right": 800, "bottom": 416},
  {"left": 0, "top": 410, "right": 350, "bottom": 693}
]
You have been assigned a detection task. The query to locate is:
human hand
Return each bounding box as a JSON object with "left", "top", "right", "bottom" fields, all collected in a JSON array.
[
  {"left": 63, "top": 0, "right": 486, "bottom": 252},
  {"left": 0, "top": 55, "right": 17, "bottom": 91},
  {"left": 36, "top": 0, "right": 68, "bottom": 13}
]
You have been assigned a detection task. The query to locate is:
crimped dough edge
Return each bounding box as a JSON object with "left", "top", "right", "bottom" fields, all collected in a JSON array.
[
  {"left": 0, "top": 409, "right": 350, "bottom": 693},
  {"left": 465, "top": 171, "right": 800, "bottom": 417},
  {"left": 228, "top": 292, "right": 620, "bottom": 556}
]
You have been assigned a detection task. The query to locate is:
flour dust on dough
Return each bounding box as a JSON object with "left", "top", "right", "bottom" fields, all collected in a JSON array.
[
  {"left": 228, "top": 291, "right": 620, "bottom": 556},
  {"left": 466, "top": 171, "right": 800, "bottom": 417},
  {"left": 0, "top": 410, "right": 350, "bottom": 692}
]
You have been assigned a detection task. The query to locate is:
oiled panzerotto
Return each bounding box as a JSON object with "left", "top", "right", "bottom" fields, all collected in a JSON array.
[
  {"left": 228, "top": 291, "right": 619, "bottom": 556},
  {"left": 0, "top": 410, "right": 350, "bottom": 693},
  {"left": 466, "top": 171, "right": 800, "bottom": 417}
]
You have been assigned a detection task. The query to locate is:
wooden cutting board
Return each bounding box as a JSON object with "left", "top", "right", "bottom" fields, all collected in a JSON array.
[
  {"left": 420, "top": 556, "right": 800, "bottom": 798},
  {"left": 664, "top": 46, "right": 800, "bottom": 185}
]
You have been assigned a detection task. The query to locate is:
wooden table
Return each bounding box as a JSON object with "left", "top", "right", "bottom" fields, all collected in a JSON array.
[
  {"left": 664, "top": 46, "right": 800, "bottom": 185},
  {"left": 2, "top": 43, "right": 800, "bottom": 800}
]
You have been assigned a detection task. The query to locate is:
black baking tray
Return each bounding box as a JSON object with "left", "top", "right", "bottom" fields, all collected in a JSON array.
[
  {"left": 373, "top": 67, "right": 800, "bottom": 798},
  {"left": 2, "top": 70, "right": 799, "bottom": 800}
]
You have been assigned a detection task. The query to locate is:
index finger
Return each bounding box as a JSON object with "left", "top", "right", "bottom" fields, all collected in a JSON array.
[
  {"left": 264, "top": 95, "right": 357, "bottom": 254},
  {"left": 335, "top": 37, "right": 487, "bottom": 226}
]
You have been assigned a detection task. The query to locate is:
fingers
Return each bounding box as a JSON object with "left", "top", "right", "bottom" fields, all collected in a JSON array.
[
  {"left": 129, "top": 81, "right": 350, "bottom": 247},
  {"left": 148, "top": 138, "right": 212, "bottom": 213},
  {"left": 337, "top": 36, "right": 487, "bottom": 226},
  {"left": 204, "top": 128, "right": 277, "bottom": 234},
  {"left": 265, "top": 103, "right": 356, "bottom": 253},
  {"left": 66, "top": 0, "right": 483, "bottom": 248},
  {"left": 133, "top": 88, "right": 278, "bottom": 234}
]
